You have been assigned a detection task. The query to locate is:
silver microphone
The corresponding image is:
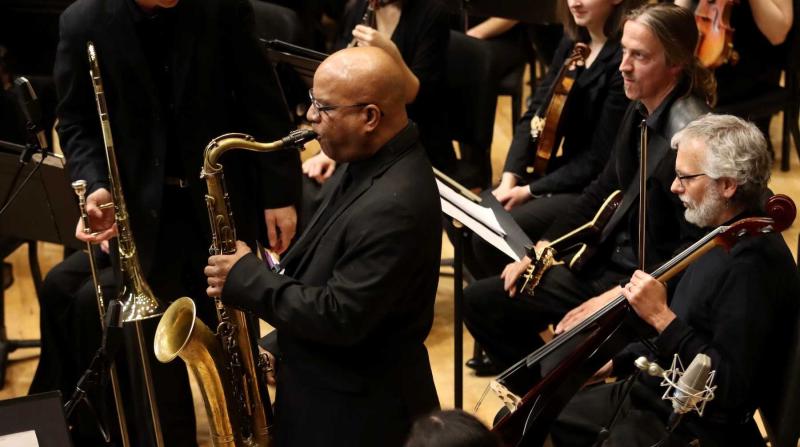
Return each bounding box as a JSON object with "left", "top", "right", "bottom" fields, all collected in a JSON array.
[
  {"left": 671, "top": 353, "right": 713, "bottom": 414},
  {"left": 635, "top": 353, "right": 716, "bottom": 416}
]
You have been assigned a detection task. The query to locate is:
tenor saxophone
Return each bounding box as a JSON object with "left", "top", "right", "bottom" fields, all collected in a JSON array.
[
  {"left": 154, "top": 129, "right": 316, "bottom": 447},
  {"left": 87, "top": 41, "right": 168, "bottom": 446}
]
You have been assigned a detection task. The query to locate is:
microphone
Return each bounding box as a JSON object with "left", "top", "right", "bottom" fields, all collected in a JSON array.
[
  {"left": 13, "top": 76, "right": 49, "bottom": 158},
  {"left": 636, "top": 353, "right": 716, "bottom": 433},
  {"left": 670, "top": 353, "right": 713, "bottom": 415},
  {"left": 101, "top": 299, "right": 124, "bottom": 362}
]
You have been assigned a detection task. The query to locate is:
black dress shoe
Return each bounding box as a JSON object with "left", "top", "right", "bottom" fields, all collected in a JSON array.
[
  {"left": 466, "top": 355, "right": 503, "bottom": 377},
  {"left": 466, "top": 356, "right": 483, "bottom": 369}
]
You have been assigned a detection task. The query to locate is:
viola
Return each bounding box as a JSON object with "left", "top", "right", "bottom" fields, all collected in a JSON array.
[
  {"left": 491, "top": 195, "right": 796, "bottom": 446},
  {"left": 527, "top": 43, "right": 590, "bottom": 177},
  {"left": 695, "top": 0, "right": 739, "bottom": 68}
]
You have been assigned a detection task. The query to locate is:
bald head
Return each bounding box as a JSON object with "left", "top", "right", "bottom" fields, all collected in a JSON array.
[
  {"left": 317, "top": 47, "right": 407, "bottom": 120},
  {"left": 309, "top": 47, "right": 411, "bottom": 161}
]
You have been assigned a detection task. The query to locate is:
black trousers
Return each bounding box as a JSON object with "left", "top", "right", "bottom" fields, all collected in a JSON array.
[
  {"left": 550, "top": 380, "right": 689, "bottom": 447},
  {"left": 464, "top": 261, "right": 628, "bottom": 370},
  {"left": 549, "top": 380, "right": 764, "bottom": 447}
]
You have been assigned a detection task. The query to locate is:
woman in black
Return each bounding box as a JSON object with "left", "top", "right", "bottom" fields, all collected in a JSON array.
[
  {"left": 302, "top": 0, "right": 454, "bottom": 183},
  {"left": 465, "top": 0, "right": 642, "bottom": 281},
  {"left": 676, "top": 0, "right": 794, "bottom": 149}
]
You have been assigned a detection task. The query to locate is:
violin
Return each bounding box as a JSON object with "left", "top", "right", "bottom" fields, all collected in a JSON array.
[
  {"left": 527, "top": 43, "right": 590, "bottom": 177},
  {"left": 491, "top": 194, "right": 796, "bottom": 446},
  {"left": 695, "top": 0, "right": 739, "bottom": 68}
]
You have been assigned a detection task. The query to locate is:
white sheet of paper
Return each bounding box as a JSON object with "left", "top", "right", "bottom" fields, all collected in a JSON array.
[
  {"left": 436, "top": 179, "right": 506, "bottom": 236},
  {"left": 0, "top": 431, "right": 40, "bottom": 447},
  {"left": 440, "top": 199, "right": 519, "bottom": 261}
]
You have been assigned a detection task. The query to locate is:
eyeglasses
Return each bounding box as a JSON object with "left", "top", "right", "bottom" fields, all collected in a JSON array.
[
  {"left": 308, "top": 89, "right": 370, "bottom": 117},
  {"left": 675, "top": 172, "right": 707, "bottom": 187}
]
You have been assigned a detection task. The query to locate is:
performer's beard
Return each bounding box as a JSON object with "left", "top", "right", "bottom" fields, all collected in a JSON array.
[{"left": 683, "top": 186, "right": 726, "bottom": 228}]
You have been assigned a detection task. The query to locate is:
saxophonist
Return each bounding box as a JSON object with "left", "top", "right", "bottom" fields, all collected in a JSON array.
[
  {"left": 205, "top": 47, "right": 442, "bottom": 447},
  {"left": 32, "top": 0, "right": 300, "bottom": 445}
]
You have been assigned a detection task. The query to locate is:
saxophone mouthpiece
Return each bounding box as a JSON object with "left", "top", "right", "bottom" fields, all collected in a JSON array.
[{"left": 282, "top": 129, "right": 318, "bottom": 149}]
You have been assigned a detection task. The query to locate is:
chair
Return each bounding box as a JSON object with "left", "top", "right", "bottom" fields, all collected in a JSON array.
[
  {"left": 445, "top": 31, "right": 499, "bottom": 190},
  {"left": 760, "top": 310, "right": 800, "bottom": 447},
  {"left": 0, "top": 238, "right": 42, "bottom": 388},
  {"left": 714, "top": 4, "right": 800, "bottom": 172},
  {"left": 496, "top": 63, "right": 526, "bottom": 134},
  {"left": 249, "top": 0, "right": 310, "bottom": 125},
  {"left": 759, "top": 233, "right": 800, "bottom": 447},
  {"left": 250, "top": 0, "right": 306, "bottom": 46}
]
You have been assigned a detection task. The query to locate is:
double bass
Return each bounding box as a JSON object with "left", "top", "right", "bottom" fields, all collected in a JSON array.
[
  {"left": 490, "top": 195, "right": 796, "bottom": 446},
  {"left": 694, "top": 0, "right": 739, "bottom": 68}
]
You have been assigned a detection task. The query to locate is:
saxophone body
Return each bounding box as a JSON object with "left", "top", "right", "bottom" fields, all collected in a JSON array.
[{"left": 154, "top": 130, "right": 316, "bottom": 447}]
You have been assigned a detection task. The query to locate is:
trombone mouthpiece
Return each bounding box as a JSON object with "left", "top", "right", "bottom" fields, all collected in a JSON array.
[{"left": 71, "top": 180, "right": 87, "bottom": 195}]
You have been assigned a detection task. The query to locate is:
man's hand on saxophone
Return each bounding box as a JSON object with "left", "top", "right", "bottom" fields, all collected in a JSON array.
[
  {"left": 264, "top": 205, "right": 297, "bottom": 255},
  {"left": 75, "top": 187, "right": 117, "bottom": 243},
  {"left": 205, "top": 240, "right": 251, "bottom": 298}
]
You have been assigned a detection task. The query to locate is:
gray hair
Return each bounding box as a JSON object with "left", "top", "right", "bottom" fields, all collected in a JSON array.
[{"left": 671, "top": 114, "right": 771, "bottom": 209}]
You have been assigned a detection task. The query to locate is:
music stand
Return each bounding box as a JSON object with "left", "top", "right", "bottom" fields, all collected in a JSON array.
[
  {"left": 261, "top": 39, "right": 328, "bottom": 125},
  {"left": 0, "top": 147, "right": 81, "bottom": 387},
  {"left": 434, "top": 169, "right": 531, "bottom": 408},
  {"left": 0, "top": 391, "right": 73, "bottom": 447}
]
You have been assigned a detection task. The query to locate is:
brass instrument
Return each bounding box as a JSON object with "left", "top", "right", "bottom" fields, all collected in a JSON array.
[
  {"left": 87, "top": 41, "right": 167, "bottom": 447},
  {"left": 71, "top": 180, "right": 131, "bottom": 447},
  {"left": 154, "top": 129, "right": 317, "bottom": 447}
]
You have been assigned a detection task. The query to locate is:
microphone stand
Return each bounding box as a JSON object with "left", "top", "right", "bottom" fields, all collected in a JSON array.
[
  {"left": 63, "top": 298, "right": 124, "bottom": 444},
  {"left": 0, "top": 130, "right": 49, "bottom": 217}
]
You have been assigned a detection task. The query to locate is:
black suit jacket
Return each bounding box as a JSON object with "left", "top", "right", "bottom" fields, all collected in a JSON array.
[
  {"left": 55, "top": 0, "right": 300, "bottom": 273},
  {"left": 543, "top": 87, "right": 708, "bottom": 273},
  {"left": 224, "top": 124, "right": 442, "bottom": 447}
]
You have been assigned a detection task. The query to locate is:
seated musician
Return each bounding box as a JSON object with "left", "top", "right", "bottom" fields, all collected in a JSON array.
[
  {"left": 675, "top": 0, "right": 794, "bottom": 145},
  {"left": 205, "top": 47, "right": 442, "bottom": 447},
  {"left": 549, "top": 113, "right": 800, "bottom": 447},
  {"left": 465, "top": 0, "right": 640, "bottom": 283},
  {"left": 464, "top": 3, "right": 712, "bottom": 374},
  {"left": 301, "top": 0, "right": 455, "bottom": 184}
]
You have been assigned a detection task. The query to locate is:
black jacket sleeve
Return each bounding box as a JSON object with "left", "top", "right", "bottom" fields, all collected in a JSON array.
[
  {"left": 221, "top": 199, "right": 423, "bottom": 346},
  {"left": 55, "top": 6, "right": 109, "bottom": 195}
]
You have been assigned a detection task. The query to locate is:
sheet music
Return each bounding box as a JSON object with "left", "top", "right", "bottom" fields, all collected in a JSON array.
[
  {"left": 436, "top": 179, "right": 520, "bottom": 261},
  {"left": 0, "top": 431, "right": 39, "bottom": 447},
  {"left": 436, "top": 180, "right": 506, "bottom": 235}
]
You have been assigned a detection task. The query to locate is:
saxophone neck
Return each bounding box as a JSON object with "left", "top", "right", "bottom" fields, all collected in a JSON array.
[{"left": 202, "top": 130, "right": 318, "bottom": 175}]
